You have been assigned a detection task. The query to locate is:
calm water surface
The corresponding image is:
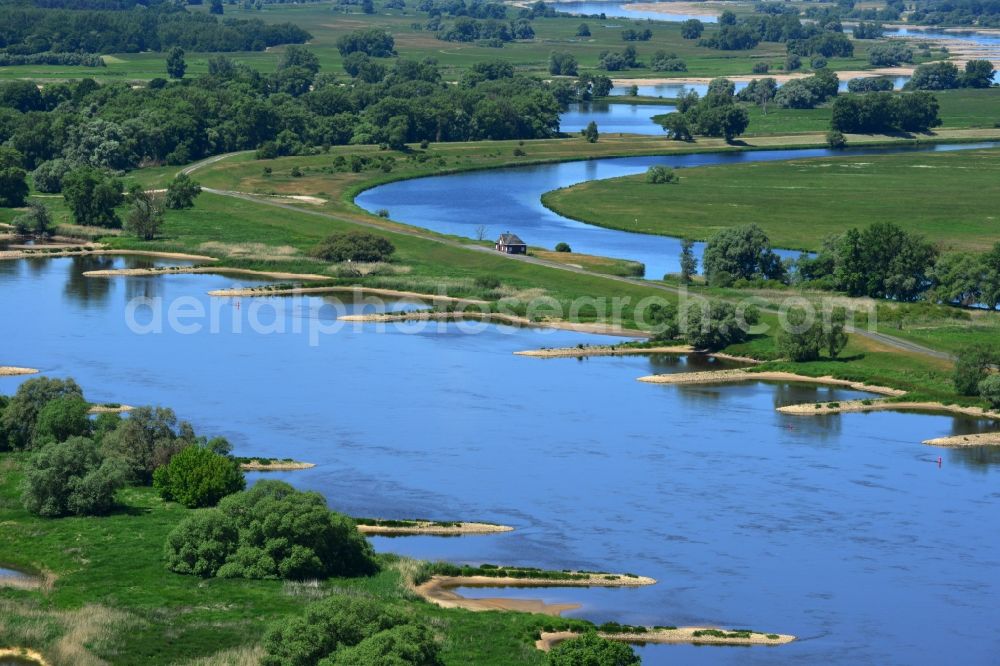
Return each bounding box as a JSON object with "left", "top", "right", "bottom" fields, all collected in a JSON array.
[
  {"left": 2, "top": 258, "right": 999, "bottom": 665},
  {"left": 554, "top": 1, "right": 717, "bottom": 22},
  {"left": 356, "top": 142, "right": 998, "bottom": 278},
  {"left": 562, "top": 101, "right": 676, "bottom": 135}
]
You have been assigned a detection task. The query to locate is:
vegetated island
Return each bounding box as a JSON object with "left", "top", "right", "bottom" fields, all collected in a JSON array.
[
  {"left": 234, "top": 456, "right": 315, "bottom": 471},
  {"left": 537, "top": 627, "right": 795, "bottom": 650},
  {"left": 87, "top": 403, "right": 134, "bottom": 414},
  {"left": 411, "top": 563, "right": 656, "bottom": 616},
  {"left": 355, "top": 518, "right": 514, "bottom": 536},
  {"left": 637, "top": 368, "right": 904, "bottom": 395},
  {"left": 515, "top": 342, "right": 759, "bottom": 364}
]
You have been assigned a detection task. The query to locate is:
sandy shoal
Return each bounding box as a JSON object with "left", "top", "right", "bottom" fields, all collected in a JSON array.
[
  {"left": 357, "top": 521, "right": 514, "bottom": 536},
  {"left": 515, "top": 344, "right": 760, "bottom": 363},
  {"left": 87, "top": 404, "right": 134, "bottom": 414},
  {"left": 536, "top": 628, "right": 794, "bottom": 650},
  {"left": 778, "top": 399, "right": 1000, "bottom": 421},
  {"left": 207, "top": 285, "right": 487, "bottom": 306},
  {"left": 0, "top": 648, "right": 50, "bottom": 665},
  {"left": 637, "top": 369, "right": 904, "bottom": 395},
  {"left": 0, "top": 248, "right": 217, "bottom": 262},
  {"left": 0, "top": 367, "right": 39, "bottom": 377},
  {"left": 413, "top": 573, "right": 655, "bottom": 616},
  {"left": 83, "top": 266, "right": 329, "bottom": 281},
  {"left": 339, "top": 311, "right": 649, "bottom": 337},
  {"left": 239, "top": 461, "right": 315, "bottom": 471},
  {"left": 923, "top": 432, "right": 1000, "bottom": 447}
]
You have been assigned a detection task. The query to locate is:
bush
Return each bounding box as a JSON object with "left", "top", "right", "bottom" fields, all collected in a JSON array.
[
  {"left": 555, "top": 242, "right": 572, "bottom": 253},
  {"left": 164, "top": 480, "right": 377, "bottom": 580},
  {"left": 979, "top": 375, "right": 1000, "bottom": 409},
  {"left": 99, "top": 406, "right": 195, "bottom": 484},
  {"left": 327, "top": 623, "right": 443, "bottom": 665},
  {"left": 646, "top": 165, "right": 678, "bottom": 184},
  {"left": 31, "top": 159, "right": 72, "bottom": 193},
  {"left": 153, "top": 445, "right": 245, "bottom": 508},
  {"left": 1, "top": 377, "right": 83, "bottom": 451},
  {"left": 752, "top": 62, "right": 769, "bottom": 74},
  {"left": 548, "top": 631, "right": 639, "bottom": 665},
  {"left": 164, "top": 173, "right": 202, "bottom": 209},
  {"left": 826, "top": 129, "right": 847, "bottom": 148},
  {"left": 311, "top": 231, "right": 396, "bottom": 262},
  {"left": 684, "top": 301, "right": 760, "bottom": 351},
  {"left": 21, "top": 437, "right": 125, "bottom": 517},
  {"left": 954, "top": 346, "right": 997, "bottom": 396},
  {"left": 33, "top": 396, "right": 91, "bottom": 446},
  {"left": 12, "top": 202, "right": 53, "bottom": 237}
]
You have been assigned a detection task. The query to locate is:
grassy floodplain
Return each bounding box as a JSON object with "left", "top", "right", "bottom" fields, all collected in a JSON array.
[{"left": 540, "top": 146, "right": 1000, "bottom": 252}]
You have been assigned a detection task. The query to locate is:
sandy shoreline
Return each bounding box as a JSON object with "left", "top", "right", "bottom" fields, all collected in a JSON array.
[
  {"left": 0, "top": 648, "right": 49, "bottom": 665},
  {"left": 922, "top": 432, "right": 1000, "bottom": 447},
  {"left": 357, "top": 521, "right": 514, "bottom": 536},
  {"left": 87, "top": 404, "right": 134, "bottom": 414},
  {"left": 339, "top": 311, "right": 649, "bottom": 337},
  {"left": 537, "top": 628, "right": 794, "bottom": 650},
  {"left": 637, "top": 369, "right": 905, "bottom": 395},
  {"left": 413, "top": 572, "right": 656, "bottom": 616},
  {"left": 0, "top": 366, "right": 39, "bottom": 377},
  {"left": 0, "top": 247, "right": 217, "bottom": 262},
  {"left": 515, "top": 344, "right": 760, "bottom": 364}
]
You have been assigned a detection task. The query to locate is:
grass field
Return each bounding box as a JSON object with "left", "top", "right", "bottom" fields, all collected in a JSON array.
[
  {"left": 541, "top": 146, "right": 1000, "bottom": 252},
  {"left": 0, "top": 0, "right": 888, "bottom": 83},
  {"left": 0, "top": 453, "right": 581, "bottom": 665}
]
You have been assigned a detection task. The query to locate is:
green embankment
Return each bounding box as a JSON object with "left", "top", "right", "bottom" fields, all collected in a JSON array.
[{"left": 541, "top": 147, "right": 1000, "bottom": 253}]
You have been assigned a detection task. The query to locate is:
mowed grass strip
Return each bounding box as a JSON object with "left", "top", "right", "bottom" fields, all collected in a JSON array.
[{"left": 541, "top": 147, "right": 1000, "bottom": 252}]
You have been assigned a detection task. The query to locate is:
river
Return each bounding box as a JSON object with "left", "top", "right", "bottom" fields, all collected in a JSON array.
[
  {"left": 1, "top": 254, "right": 999, "bottom": 665},
  {"left": 355, "top": 141, "right": 998, "bottom": 278}
]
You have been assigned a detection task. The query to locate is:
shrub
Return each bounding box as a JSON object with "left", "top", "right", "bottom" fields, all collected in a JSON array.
[
  {"left": 99, "top": 406, "right": 195, "bottom": 484},
  {"left": 311, "top": 231, "right": 396, "bottom": 262},
  {"left": 979, "top": 375, "right": 1000, "bottom": 409},
  {"left": 548, "top": 631, "right": 639, "bottom": 665},
  {"left": 164, "top": 480, "right": 376, "bottom": 580},
  {"left": 327, "top": 623, "right": 443, "bottom": 665},
  {"left": 12, "top": 202, "right": 53, "bottom": 237},
  {"left": 954, "top": 345, "right": 997, "bottom": 396},
  {"left": 752, "top": 62, "right": 769, "bottom": 74},
  {"left": 33, "top": 396, "right": 91, "bottom": 446},
  {"left": 153, "top": 445, "right": 245, "bottom": 508},
  {"left": 646, "top": 165, "right": 678, "bottom": 184},
  {"left": 21, "top": 437, "right": 125, "bottom": 517},
  {"left": 555, "top": 242, "right": 572, "bottom": 253},
  {"left": 826, "top": 129, "right": 847, "bottom": 148},
  {"left": 31, "top": 159, "right": 72, "bottom": 193},
  {"left": 1, "top": 377, "right": 83, "bottom": 451},
  {"left": 164, "top": 173, "right": 202, "bottom": 209},
  {"left": 513, "top": 147, "right": 526, "bottom": 156}
]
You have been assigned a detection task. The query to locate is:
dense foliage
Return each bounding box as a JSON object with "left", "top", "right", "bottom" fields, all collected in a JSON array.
[
  {"left": 164, "top": 480, "right": 377, "bottom": 579},
  {"left": 910, "top": 0, "right": 1000, "bottom": 26},
  {"left": 0, "top": 5, "right": 310, "bottom": 55},
  {"left": 312, "top": 231, "right": 397, "bottom": 262},
  {"left": 658, "top": 79, "right": 750, "bottom": 141},
  {"left": 703, "top": 223, "right": 785, "bottom": 284},
  {"left": 830, "top": 92, "right": 941, "bottom": 133},
  {"left": 547, "top": 631, "right": 639, "bottom": 665},
  {"left": 776, "top": 307, "right": 849, "bottom": 361},
  {"left": 153, "top": 444, "right": 245, "bottom": 508},
  {"left": 0, "top": 377, "right": 84, "bottom": 451},
  {"left": 21, "top": 436, "right": 126, "bottom": 517},
  {"left": 263, "top": 596, "right": 443, "bottom": 666}
]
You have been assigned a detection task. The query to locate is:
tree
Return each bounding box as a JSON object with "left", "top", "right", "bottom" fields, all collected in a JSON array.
[
  {"left": 547, "top": 631, "right": 639, "bottom": 666},
  {"left": 680, "top": 238, "right": 697, "bottom": 283},
  {"left": 124, "top": 186, "right": 165, "bottom": 241},
  {"left": 1, "top": 377, "right": 83, "bottom": 451},
  {"left": 685, "top": 301, "right": 759, "bottom": 351},
  {"left": 549, "top": 52, "right": 578, "bottom": 76},
  {"left": 0, "top": 146, "right": 28, "bottom": 207},
  {"left": 280, "top": 45, "right": 321, "bottom": 75},
  {"left": 680, "top": 19, "right": 704, "bottom": 39},
  {"left": 953, "top": 345, "right": 997, "bottom": 396},
  {"left": 582, "top": 121, "right": 599, "bottom": 143},
  {"left": 331, "top": 624, "right": 443, "bottom": 666},
  {"left": 703, "top": 223, "right": 784, "bottom": 284},
  {"left": 961, "top": 59, "right": 995, "bottom": 88},
  {"left": 34, "top": 396, "right": 91, "bottom": 447},
  {"left": 100, "top": 406, "right": 194, "bottom": 484},
  {"left": 362, "top": 0, "right": 375, "bottom": 14},
  {"left": 31, "top": 159, "right": 72, "bottom": 193},
  {"left": 262, "top": 596, "right": 410, "bottom": 666},
  {"left": 311, "top": 231, "right": 395, "bottom": 262},
  {"left": 164, "top": 480, "right": 377, "bottom": 580},
  {"left": 979, "top": 375, "right": 1000, "bottom": 409},
  {"left": 336, "top": 29, "right": 396, "bottom": 57},
  {"left": 933, "top": 252, "right": 984, "bottom": 306},
  {"left": 153, "top": 445, "right": 245, "bottom": 508},
  {"left": 555, "top": 242, "right": 572, "bottom": 252},
  {"left": 646, "top": 165, "right": 678, "bottom": 184},
  {"left": 826, "top": 129, "right": 847, "bottom": 148},
  {"left": 13, "top": 202, "right": 52, "bottom": 236},
  {"left": 777, "top": 307, "right": 847, "bottom": 361},
  {"left": 21, "top": 437, "right": 125, "bottom": 517},
  {"left": 982, "top": 242, "right": 1000, "bottom": 310},
  {"left": 658, "top": 112, "right": 691, "bottom": 141},
  {"left": 165, "top": 173, "right": 202, "bottom": 209},
  {"left": 61, "top": 167, "right": 124, "bottom": 228},
  {"left": 166, "top": 47, "right": 186, "bottom": 79},
  {"left": 907, "top": 62, "right": 960, "bottom": 90},
  {"left": 826, "top": 307, "right": 849, "bottom": 359},
  {"left": 576, "top": 23, "right": 591, "bottom": 37}
]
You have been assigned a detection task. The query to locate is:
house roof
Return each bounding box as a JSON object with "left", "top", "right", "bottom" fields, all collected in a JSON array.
[{"left": 498, "top": 232, "right": 525, "bottom": 245}]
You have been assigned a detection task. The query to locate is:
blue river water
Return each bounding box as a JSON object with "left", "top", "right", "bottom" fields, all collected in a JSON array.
[
  {"left": 561, "top": 101, "right": 676, "bottom": 135},
  {"left": 355, "top": 141, "right": 999, "bottom": 278},
  {"left": 1, "top": 256, "right": 998, "bottom": 665}
]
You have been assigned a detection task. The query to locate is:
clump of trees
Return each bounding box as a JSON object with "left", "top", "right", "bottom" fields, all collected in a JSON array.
[
  {"left": 680, "top": 18, "right": 704, "bottom": 39},
  {"left": 61, "top": 167, "right": 124, "bottom": 228},
  {"left": 597, "top": 46, "right": 639, "bottom": 71},
  {"left": 853, "top": 21, "right": 884, "bottom": 39},
  {"left": 621, "top": 28, "right": 652, "bottom": 41},
  {"left": 13, "top": 202, "right": 53, "bottom": 237},
  {"left": 336, "top": 28, "right": 396, "bottom": 57},
  {"left": 830, "top": 92, "right": 941, "bottom": 134},
  {"left": 262, "top": 596, "right": 443, "bottom": 666},
  {"left": 776, "top": 307, "right": 849, "bottom": 361},
  {"left": 547, "top": 632, "right": 639, "bottom": 665},
  {"left": 153, "top": 445, "right": 245, "bottom": 508},
  {"left": 163, "top": 480, "right": 377, "bottom": 579},
  {"left": 772, "top": 69, "right": 838, "bottom": 109},
  {"left": 646, "top": 165, "right": 678, "bottom": 184},
  {"left": 312, "top": 231, "right": 396, "bottom": 262},
  {"left": 703, "top": 223, "right": 785, "bottom": 286},
  {"left": 0, "top": 147, "right": 29, "bottom": 207},
  {"left": 868, "top": 41, "right": 913, "bottom": 67},
  {"left": 21, "top": 436, "right": 126, "bottom": 518},
  {"left": 549, "top": 52, "right": 578, "bottom": 76},
  {"left": 650, "top": 50, "right": 687, "bottom": 72},
  {"left": 647, "top": 300, "right": 760, "bottom": 351},
  {"left": 847, "top": 77, "right": 895, "bottom": 93},
  {"left": 905, "top": 60, "right": 996, "bottom": 90},
  {"left": 658, "top": 80, "right": 750, "bottom": 142},
  {"left": 165, "top": 173, "right": 202, "bottom": 209}
]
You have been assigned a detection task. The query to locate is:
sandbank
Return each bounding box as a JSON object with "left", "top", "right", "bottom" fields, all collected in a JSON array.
[
  {"left": 637, "top": 368, "right": 904, "bottom": 395},
  {"left": 239, "top": 460, "right": 315, "bottom": 471},
  {"left": 515, "top": 344, "right": 760, "bottom": 363},
  {"left": 83, "top": 266, "right": 329, "bottom": 281},
  {"left": 413, "top": 572, "right": 655, "bottom": 616},
  {"left": 87, "top": 404, "right": 134, "bottom": 414},
  {"left": 339, "top": 311, "right": 649, "bottom": 337},
  {"left": 537, "top": 628, "right": 794, "bottom": 650},
  {"left": 357, "top": 521, "right": 514, "bottom": 536},
  {"left": 777, "top": 399, "right": 1000, "bottom": 421},
  {"left": 207, "top": 284, "right": 487, "bottom": 306},
  {"left": 922, "top": 432, "right": 1000, "bottom": 447},
  {"left": 627, "top": 1, "right": 724, "bottom": 17},
  {"left": 0, "top": 247, "right": 217, "bottom": 262},
  {"left": 0, "top": 367, "right": 39, "bottom": 377}
]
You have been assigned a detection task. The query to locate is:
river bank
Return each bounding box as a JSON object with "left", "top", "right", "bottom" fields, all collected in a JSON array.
[
  {"left": 637, "top": 368, "right": 905, "bottom": 394},
  {"left": 357, "top": 520, "right": 513, "bottom": 536},
  {"left": 536, "top": 627, "right": 794, "bottom": 650},
  {"left": 515, "top": 343, "right": 758, "bottom": 363},
  {"left": 339, "top": 311, "right": 650, "bottom": 337}
]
